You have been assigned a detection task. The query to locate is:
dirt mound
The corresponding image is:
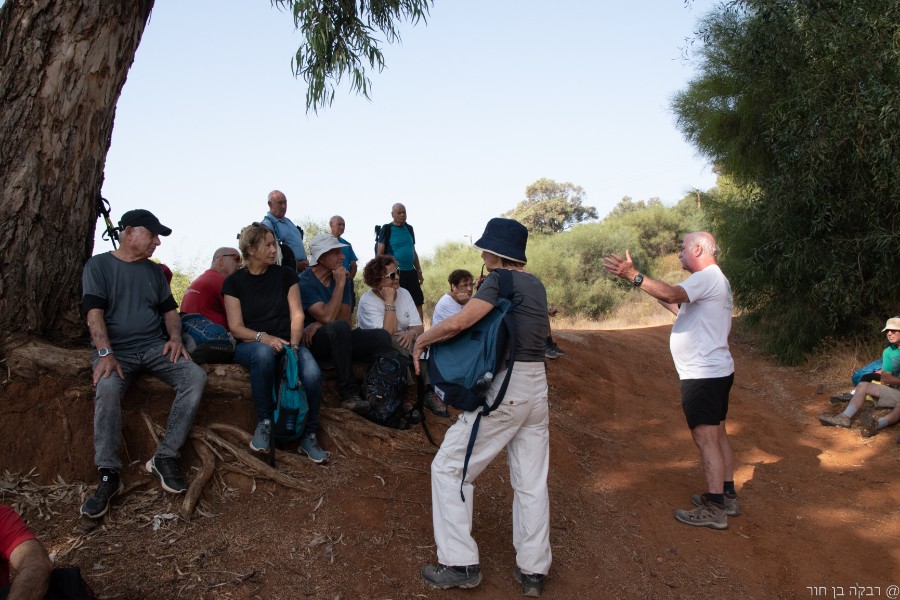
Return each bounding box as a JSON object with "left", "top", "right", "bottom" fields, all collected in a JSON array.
[{"left": 1, "top": 326, "right": 898, "bottom": 599}]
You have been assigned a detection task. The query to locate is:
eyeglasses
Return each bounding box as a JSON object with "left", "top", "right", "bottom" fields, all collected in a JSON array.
[
  {"left": 219, "top": 253, "right": 242, "bottom": 262},
  {"left": 382, "top": 269, "right": 398, "bottom": 280}
]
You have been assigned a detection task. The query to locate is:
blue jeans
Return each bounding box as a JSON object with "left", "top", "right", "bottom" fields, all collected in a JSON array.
[
  {"left": 233, "top": 342, "right": 322, "bottom": 435},
  {"left": 92, "top": 341, "right": 207, "bottom": 471}
]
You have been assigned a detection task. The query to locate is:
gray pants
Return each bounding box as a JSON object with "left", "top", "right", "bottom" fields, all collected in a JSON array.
[{"left": 92, "top": 342, "right": 207, "bottom": 470}]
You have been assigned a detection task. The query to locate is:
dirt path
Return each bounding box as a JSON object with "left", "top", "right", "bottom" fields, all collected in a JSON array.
[{"left": 2, "top": 326, "right": 898, "bottom": 599}]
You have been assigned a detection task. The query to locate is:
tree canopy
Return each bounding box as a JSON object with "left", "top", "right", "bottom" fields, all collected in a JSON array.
[
  {"left": 672, "top": 0, "right": 899, "bottom": 362},
  {"left": 503, "top": 178, "right": 599, "bottom": 235}
]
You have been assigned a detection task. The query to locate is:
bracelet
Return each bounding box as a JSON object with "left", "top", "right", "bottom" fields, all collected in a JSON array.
[
  {"left": 255, "top": 331, "right": 265, "bottom": 342},
  {"left": 384, "top": 305, "right": 396, "bottom": 312}
]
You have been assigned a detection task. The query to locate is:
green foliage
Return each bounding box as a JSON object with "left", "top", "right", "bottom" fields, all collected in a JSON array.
[
  {"left": 503, "top": 178, "right": 599, "bottom": 235},
  {"left": 672, "top": 0, "right": 899, "bottom": 363},
  {"left": 419, "top": 242, "right": 483, "bottom": 322},
  {"left": 274, "top": 0, "right": 433, "bottom": 112}
]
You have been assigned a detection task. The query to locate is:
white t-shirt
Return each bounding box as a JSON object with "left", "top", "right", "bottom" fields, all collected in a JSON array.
[
  {"left": 431, "top": 293, "right": 465, "bottom": 326},
  {"left": 357, "top": 287, "right": 422, "bottom": 332},
  {"left": 669, "top": 264, "right": 735, "bottom": 379}
]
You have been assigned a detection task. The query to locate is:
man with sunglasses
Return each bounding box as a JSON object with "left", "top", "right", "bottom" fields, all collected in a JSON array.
[{"left": 181, "top": 247, "right": 243, "bottom": 330}]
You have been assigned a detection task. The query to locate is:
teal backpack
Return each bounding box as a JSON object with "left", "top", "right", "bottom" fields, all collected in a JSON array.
[{"left": 272, "top": 345, "right": 309, "bottom": 442}]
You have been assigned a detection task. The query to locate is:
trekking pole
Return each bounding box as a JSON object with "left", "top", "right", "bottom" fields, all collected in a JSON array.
[{"left": 97, "top": 195, "right": 119, "bottom": 249}]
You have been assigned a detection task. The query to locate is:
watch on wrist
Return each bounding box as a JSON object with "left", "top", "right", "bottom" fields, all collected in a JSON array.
[
  {"left": 632, "top": 273, "right": 644, "bottom": 287},
  {"left": 98, "top": 348, "right": 113, "bottom": 358}
]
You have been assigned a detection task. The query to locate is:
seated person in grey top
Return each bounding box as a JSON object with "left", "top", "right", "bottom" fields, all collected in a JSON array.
[{"left": 79, "top": 209, "right": 207, "bottom": 520}]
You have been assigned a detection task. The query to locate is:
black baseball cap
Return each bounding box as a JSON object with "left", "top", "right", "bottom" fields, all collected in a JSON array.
[{"left": 119, "top": 209, "right": 172, "bottom": 236}]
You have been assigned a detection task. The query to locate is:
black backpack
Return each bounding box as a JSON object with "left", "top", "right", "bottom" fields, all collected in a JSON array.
[{"left": 363, "top": 352, "right": 407, "bottom": 428}]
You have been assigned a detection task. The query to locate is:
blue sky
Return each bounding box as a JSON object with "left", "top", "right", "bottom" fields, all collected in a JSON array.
[{"left": 97, "top": 0, "right": 719, "bottom": 274}]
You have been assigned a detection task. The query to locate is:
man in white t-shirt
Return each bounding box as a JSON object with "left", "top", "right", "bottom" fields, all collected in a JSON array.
[{"left": 604, "top": 232, "right": 737, "bottom": 531}]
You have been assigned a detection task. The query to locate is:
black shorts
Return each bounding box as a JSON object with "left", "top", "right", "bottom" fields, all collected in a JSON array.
[
  {"left": 680, "top": 373, "right": 734, "bottom": 429},
  {"left": 398, "top": 269, "right": 424, "bottom": 306}
]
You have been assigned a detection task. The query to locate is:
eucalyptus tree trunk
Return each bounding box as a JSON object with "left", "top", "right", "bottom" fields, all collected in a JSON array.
[{"left": 0, "top": 1, "right": 153, "bottom": 340}]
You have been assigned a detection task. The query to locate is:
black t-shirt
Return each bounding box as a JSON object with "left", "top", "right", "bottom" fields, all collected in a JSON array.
[
  {"left": 474, "top": 269, "right": 549, "bottom": 362},
  {"left": 222, "top": 266, "right": 298, "bottom": 340}
]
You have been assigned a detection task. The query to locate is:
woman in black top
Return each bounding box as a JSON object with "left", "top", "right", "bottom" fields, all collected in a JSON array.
[{"left": 223, "top": 223, "right": 328, "bottom": 463}]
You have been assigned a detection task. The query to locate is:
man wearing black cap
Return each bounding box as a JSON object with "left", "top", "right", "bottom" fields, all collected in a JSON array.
[{"left": 79, "top": 209, "right": 207, "bottom": 519}]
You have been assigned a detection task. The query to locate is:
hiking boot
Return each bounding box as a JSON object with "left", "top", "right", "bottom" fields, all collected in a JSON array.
[
  {"left": 819, "top": 413, "right": 851, "bottom": 428},
  {"left": 405, "top": 408, "right": 424, "bottom": 425},
  {"left": 674, "top": 497, "right": 728, "bottom": 530},
  {"left": 830, "top": 392, "right": 853, "bottom": 404},
  {"left": 299, "top": 433, "right": 330, "bottom": 464},
  {"left": 692, "top": 492, "right": 741, "bottom": 517},
  {"left": 548, "top": 342, "right": 566, "bottom": 357},
  {"left": 146, "top": 456, "right": 187, "bottom": 494},
  {"left": 859, "top": 411, "right": 879, "bottom": 438},
  {"left": 341, "top": 398, "right": 370, "bottom": 414},
  {"left": 544, "top": 346, "right": 560, "bottom": 360},
  {"left": 514, "top": 566, "right": 544, "bottom": 598},
  {"left": 421, "top": 564, "right": 481, "bottom": 589},
  {"left": 80, "top": 470, "right": 123, "bottom": 519},
  {"left": 424, "top": 391, "right": 449, "bottom": 417},
  {"left": 250, "top": 419, "right": 272, "bottom": 452}
]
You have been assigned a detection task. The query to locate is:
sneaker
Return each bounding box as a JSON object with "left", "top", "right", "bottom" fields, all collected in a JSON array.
[
  {"left": 692, "top": 492, "right": 741, "bottom": 517},
  {"left": 299, "top": 433, "right": 330, "bottom": 464},
  {"left": 674, "top": 497, "right": 728, "bottom": 530},
  {"left": 830, "top": 392, "right": 853, "bottom": 404},
  {"left": 341, "top": 398, "right": 371, "bottom": 414},
  {"left": 548, "top": 342, "right": 566, "bottom": 357},
  {"left": 859, "top": 411, "right": 879, "bottom": 438},
  {"left": 250, "top": 419, "right": 272, "bottom": 452},
  {"left": 544, "top": 346, "right": 560, "bottom": 360},
  {"left": 513, "top": 566, "right": 544, "bottom": 598},
  {"left": 424, "top": 391, "right": 449, "bottom": 417},
  {"left": 146, "top": 456, "right": 187, "bottom": 494},
  {"left": 819, "top": 413, "right": 851, "bottom": 428},
  {"left": 421, "top": 564, "right": 482, "bottom": 589},
  {"left": 80, "top": 470, "right": 123, "bottom": 519}
]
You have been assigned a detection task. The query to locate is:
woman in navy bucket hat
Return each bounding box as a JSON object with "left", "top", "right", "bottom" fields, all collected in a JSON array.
[{"left": 412, "top": 217, "right": 551, "bottom": 596}]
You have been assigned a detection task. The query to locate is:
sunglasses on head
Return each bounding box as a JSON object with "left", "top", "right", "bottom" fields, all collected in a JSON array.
[
  {"left": 220, "top": 253, "right": 242, "bottom": 262},
  {"left": 382, "top": 269, "right": 398, "bottom": 280}
]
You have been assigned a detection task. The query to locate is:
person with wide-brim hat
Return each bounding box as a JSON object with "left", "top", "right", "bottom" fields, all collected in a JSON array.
[{"left": 412, "top": 218, "right": 552, "bottom": 597}]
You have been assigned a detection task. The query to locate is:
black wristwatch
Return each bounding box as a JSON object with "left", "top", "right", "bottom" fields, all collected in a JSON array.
[{"left": 632, "top": 273, "right": 644, "bottom": 287}]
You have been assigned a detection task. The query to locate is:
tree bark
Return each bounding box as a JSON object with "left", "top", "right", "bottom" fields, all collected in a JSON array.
[{"left": 0, "top": 0, "right": 154, "bottom": 340}]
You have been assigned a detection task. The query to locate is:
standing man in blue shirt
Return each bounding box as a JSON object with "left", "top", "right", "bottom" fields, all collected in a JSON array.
[
  {"left": 329, "top": 215, "right": 358, "bottom": 309},
  {"left": 262, "top": 190, "right": 309, "bottom": 272},
  {"left": 376, "top": 203, "right": 424, "bottom": 320}
]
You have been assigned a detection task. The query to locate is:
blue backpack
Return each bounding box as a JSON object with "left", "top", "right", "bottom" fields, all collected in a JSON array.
[
  {"left": 272, "top": 345, "right": 309, "bottom": 442},
  {"left": 427, "top": 268, "right": 518, "bottom": 500}
]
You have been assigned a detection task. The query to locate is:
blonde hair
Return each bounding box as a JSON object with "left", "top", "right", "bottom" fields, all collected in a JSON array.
[{"left": 239, "top": 223, "right": 273, "bottom": 261}]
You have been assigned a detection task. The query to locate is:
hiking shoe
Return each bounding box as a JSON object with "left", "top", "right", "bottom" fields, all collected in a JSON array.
[
  {"left": 514, "top": 566, "right": 544, "bottom": 598},
  {"left": 548, "top": 342, "right": 566, "bottom": 357},
  {"left": 692, "top": 492, "right": 741, "bottom": 517},
  {"left": 674, "top": 497, "right": 727, "bottom": 530},
  {"left": 299, "top": 433, "right": 330, "bottom": 464},
  {"left": 80, "top": 471, "right": 123, "bottom": 519},
  {"left": 405, "top": 408, "right": 424, "bottom": 425},
  {"left": 421, "top": 564, "right": 482, "bottom": 589},
  {"left": 146, "top": 456, "right": 187, "bottom": 494},
  {"left": 859, "top": 411, "right": 879, "bottom": 438},
  {"left": 424, "top": 391, "right": 449, "bottom": 417},
  {"left": 830, "top": 392, "right": 853, "bottom": 404},
  {"left": 544, "top": 346, "right": 560, "bottom": 360},
  {"left": 819, "top": 413, "right": 851, "bottom": 428},
  {"left": 250, "top": 419, "right": 272, "bottom": 452},
  {"left": 341, "top": 398, "right": 370, "bottom": 414}
]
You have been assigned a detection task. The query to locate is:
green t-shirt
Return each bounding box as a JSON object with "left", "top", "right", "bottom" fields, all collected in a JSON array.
[{"left": 882, "top": 343, "right": 900, "bottom": 376}]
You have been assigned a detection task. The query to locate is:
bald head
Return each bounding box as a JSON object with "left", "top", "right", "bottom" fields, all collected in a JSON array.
[
  {"left": 679, "top": 231, "right": 719, "bottom": 273},
  {"left": 391, "top": 203, "right": 407, "bottom": 226},
  {"left": 329, "top": 215, "right": 346, "bottom": 238},
  {"left": 212, "top": 247, "right": 241, "bottom": 276},
  {"left": 267, "top": 190, "right": 287, "bottom": 218}
]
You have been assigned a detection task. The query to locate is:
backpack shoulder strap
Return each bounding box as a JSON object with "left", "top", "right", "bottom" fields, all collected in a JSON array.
[
  {"left": 406, "top": 223, "right": 415, "bottom": 243},
  {"left": 262, "top": 215, "right": 281, "bottom": 241}
]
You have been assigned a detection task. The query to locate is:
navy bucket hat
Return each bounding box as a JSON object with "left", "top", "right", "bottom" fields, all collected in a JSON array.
[{"left": 474, "top": 218, "right": 528, "bottom": 264}]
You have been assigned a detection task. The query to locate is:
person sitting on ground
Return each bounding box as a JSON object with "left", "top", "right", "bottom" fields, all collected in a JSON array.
[
  {"left": 820, "top": 317, "right": 900, "bottom": 438},
  {"left": 300, "top": 234, "right": 394, "bottom": 414},
  {"left": 426, "top": 269, "right": 475, "bottom": 417},
  {"left": 80, "top": 209, "right": 207, "bottom": 519},
  {"left": 222, "top": 224, "right": 328, "bottom": 463},
  {"left": 180, "top": 247, "right": 243, "bottom": 362},
  {"left": 1, "top": 505, "right": 53, "bottom": 600},
  {"left": 358, "top": 255, "right": 425, "bottom": 420}
]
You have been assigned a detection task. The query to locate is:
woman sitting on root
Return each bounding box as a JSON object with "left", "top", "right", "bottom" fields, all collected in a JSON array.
[{"left": 222, "top": 223, "right": 329, "bottom": 463}]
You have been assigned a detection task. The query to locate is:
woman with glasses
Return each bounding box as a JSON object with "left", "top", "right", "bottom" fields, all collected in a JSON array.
[
  {"left": 222, "top": 223, "right": 329, "bottom": 464},
  {"left": 358, "top": 255, "right": 424, "bottom": 365}
]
